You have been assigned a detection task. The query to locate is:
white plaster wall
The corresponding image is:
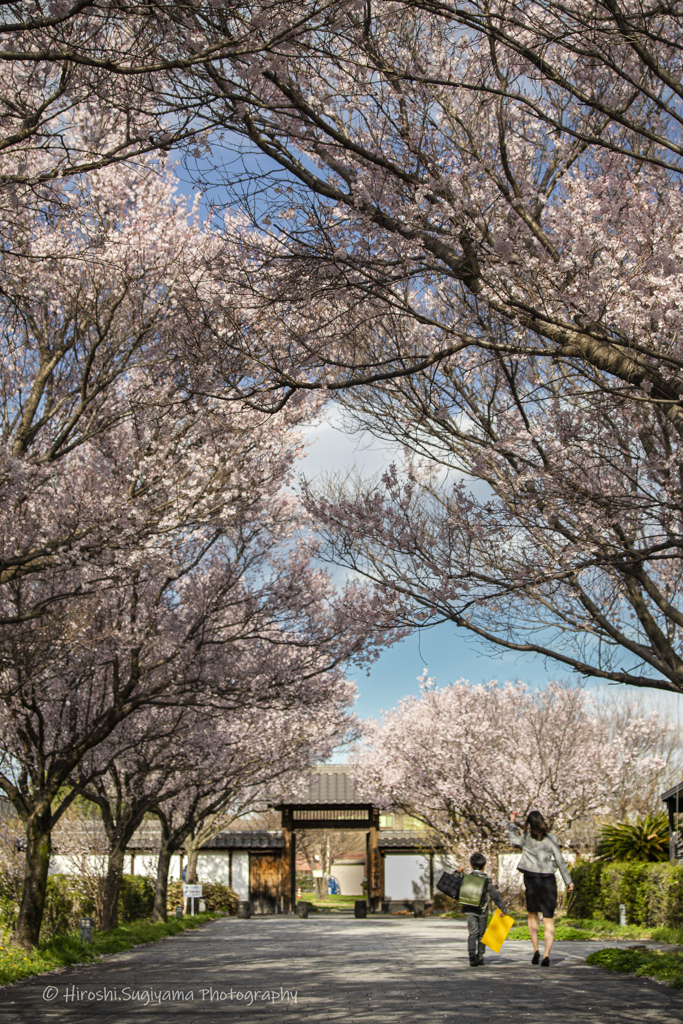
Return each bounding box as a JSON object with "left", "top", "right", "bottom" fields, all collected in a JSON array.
[
  {"left": 131, "top": 853, "right": 159, "bottom": 878},
  {"left": 384, "top": 853, "right": 430, "bottom": 900},
  {"left": 433, "top": 853, "right": 460, "bottom": 875},
  {"left": 232, "top": 851, "right": 249, "bottom": 898},
  {"left": 196, "top": 851, "right": 231, "bottom": 885},
  {"left": 49, "top": 852, "right": 183, "bottom": 880},
  {"left": 131, "top": 853, "right": 183, "bottom": 879},
  {"left": 330, "top": 862, "right": 364, "bottom": 896},
  {"left": 49, "top": 854, "right": 108, "bottom": 875},
  {"left": 48, "top": 854, "right": 85, "bottom": 875}
]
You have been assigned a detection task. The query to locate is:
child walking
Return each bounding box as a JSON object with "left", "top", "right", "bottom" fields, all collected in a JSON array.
[{"left": 460, "top": 852, "right": 509, "bottom": 966}]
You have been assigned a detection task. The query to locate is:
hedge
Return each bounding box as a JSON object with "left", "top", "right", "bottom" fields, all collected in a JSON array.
[{"left": 571, "top": 859, "right": 683, "bottom": 926}]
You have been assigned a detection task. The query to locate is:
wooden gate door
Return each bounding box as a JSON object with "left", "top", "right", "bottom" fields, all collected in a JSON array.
[{"left": 249, "top": 853, "right": 281, "bottom": 914}]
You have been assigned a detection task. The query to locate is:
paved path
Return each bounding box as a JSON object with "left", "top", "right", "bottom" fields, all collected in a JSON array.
[{"left": 1, "top": 915, "right": 682, "bottom": 1023}]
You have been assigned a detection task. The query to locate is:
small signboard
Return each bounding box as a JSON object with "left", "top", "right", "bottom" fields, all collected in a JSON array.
[
  {"left": 311, "top": 870, "right": 323, "bottom": 878},
  {"left": 183, "top": 884, "right": 203, "bottom": 898}
]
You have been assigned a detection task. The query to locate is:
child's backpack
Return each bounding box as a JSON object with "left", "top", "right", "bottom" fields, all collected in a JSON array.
[
  {"left": 435, "top": 869, "right": 462, "bottom": 900},
  {"left": 457, "top": 873, "right": 488, "bottom": 910}
]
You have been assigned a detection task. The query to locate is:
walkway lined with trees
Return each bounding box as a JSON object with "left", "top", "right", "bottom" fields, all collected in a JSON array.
[
  {"left": 1, "top": 915, "right": 680, "bottom": 1024},
  {"left": 2, "top": 0, "right": 683, "bottom": 969}
]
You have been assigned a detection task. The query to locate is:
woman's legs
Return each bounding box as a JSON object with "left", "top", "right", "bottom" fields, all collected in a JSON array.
[
  {"left": 543, "top": 916, "right": 555, "bottom": 957},
  {"left": 527, "top": 912, "right": 539, "bottom": 951}
]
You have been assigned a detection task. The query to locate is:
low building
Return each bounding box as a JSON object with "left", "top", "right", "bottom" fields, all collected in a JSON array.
[{"left": 661, "top": 782, "right": 683, "bottom": 860}]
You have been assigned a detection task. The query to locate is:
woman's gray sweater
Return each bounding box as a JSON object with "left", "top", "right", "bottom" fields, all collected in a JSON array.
[{"left": 507, "top": 823, "right": 573, "bottom": 885}]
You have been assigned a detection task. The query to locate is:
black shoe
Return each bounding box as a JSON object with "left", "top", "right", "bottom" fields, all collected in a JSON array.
[
  {"left": 531, "top": 950, "right": 540, "bottom": 965},
  {"left": 478, "top": 956, "right": 485, "bottom": 965},
  {"left": 541, "top": 956, "right": 550, "bottom": 967},
  {"left": 469, "top": 956, "right": 480, "bottom": 966}
]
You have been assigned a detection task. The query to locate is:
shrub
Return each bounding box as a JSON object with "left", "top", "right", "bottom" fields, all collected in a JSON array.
[
  {"left": 167, "top": 879, "right": 184, "bottom": 912},
  {"left": 166, "top": 879, "right": 237, "bottom": 914},
  {"left": 118, "top": 876, "right": 155, "bottom": 923},
  {"left": 41, "top": 875, "right": 84, "bottom": 941},
  {"left": 431, "top": 892, "right": 455, "bottom": 914},
  {"left": 571, "top": 859, "right": 683, "bottom": 926},
  {"left": 0, "top": 869, "right": 21, "bottom": 936},
  {"left": 597, "top": 814, "right": 669, "bottom": 863},
  {"left": 201, "top": 883, "right": 238, "bottom": 913}
]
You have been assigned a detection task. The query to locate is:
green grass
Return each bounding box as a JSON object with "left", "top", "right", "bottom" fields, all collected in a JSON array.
[
  {"left": 296, "top": 893, "right": 360, "bottom": 911},
  {"left": 507, "top": 917, "right": 656, "bottom": 943},
  {"left": 0, "top": 912, "right": 222, "bottom": 986},
  {"left": 586, "top": 947, "right": 683, "bottom": 988}
]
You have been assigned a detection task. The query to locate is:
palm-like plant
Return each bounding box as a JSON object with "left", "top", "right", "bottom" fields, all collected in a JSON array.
[{"left": 597, "top": 814, "right": 670, "bottom": 863}]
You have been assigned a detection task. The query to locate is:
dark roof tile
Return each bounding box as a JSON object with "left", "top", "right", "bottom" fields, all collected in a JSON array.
[{"left": 277, "top": 765, "right": 369, "bottom": 806}]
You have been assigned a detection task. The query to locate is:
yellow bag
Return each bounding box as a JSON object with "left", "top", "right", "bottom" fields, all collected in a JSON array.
[{"left": 481, "top": 910, "right": 515, "bottom": 953}]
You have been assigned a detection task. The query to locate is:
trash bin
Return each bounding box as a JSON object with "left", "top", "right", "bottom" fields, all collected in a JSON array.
[
  {"left": 175, "top": 906, "right": 183, "bottom": 919},
  {"left": 296, "top": 901, "right": 309, "bottom": 918},
  {"left": 413, "top": 899, "right": 425, "bottom": 918},
  {"left": 354, "top": 900, "right": 367, "bottom": 918},
  {"left": 237, "top": 900, "right": 251, "bottom": 919}
]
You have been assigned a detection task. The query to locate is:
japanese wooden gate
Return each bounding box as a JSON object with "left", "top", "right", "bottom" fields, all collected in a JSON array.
[{"left": 273, "top": 766, "right": 382, "bottom": 912}]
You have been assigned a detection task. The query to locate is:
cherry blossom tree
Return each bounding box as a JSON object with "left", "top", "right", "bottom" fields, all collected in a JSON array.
[
  {"left": 72, "top": 708, "right": 194, "bottom": 932},
  {"left": 195, "top": 2, "right": 683, "bottom": 428},
  {"left": 149, "top": 700, "right": 355, "bottom": 921},
  {"left": 304, "top": 345, "right": 683, "bottom": 693},
  {"left": 351, "top": 676, "right": 669, "bottom": 852},
  {"left": 75, "top": 693, "right": 356, "bottom": 930},
  {"left": 5, "top": 3, "right": 683, "bottom": 424},
  {"left": 0, "top": 476, "right": 393, "bottom": 947},
  {"left": 0, "top": 149, "right": 403, "bottom": 948},
  {"left": 0, "top": 2, "right": 329, "bottom": 193}
]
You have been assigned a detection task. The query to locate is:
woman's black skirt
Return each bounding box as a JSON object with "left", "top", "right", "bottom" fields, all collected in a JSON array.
[{"left": 523, "top": 871, "right": 557, "bottom": 917}]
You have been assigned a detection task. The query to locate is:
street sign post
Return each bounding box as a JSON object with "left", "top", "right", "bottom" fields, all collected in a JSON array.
[{"left": 183, "top": 883, "right": 203, "bottom": 916}]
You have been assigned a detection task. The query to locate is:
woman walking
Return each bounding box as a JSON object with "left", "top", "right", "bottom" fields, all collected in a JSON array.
[{"left": 508, "top": 810, "right": 574, "bottom": 967}]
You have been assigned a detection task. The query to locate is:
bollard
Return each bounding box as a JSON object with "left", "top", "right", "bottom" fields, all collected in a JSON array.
[
  {"left": 237, "top": 900, "right": 251, "bottom": 919},
  {"left": 619, "top": 904, "right": 627, "bottom": 927},
  {"left": 296, "top": 901, "right": 309, "bottom": 919},
  {"left": 413, "top": 899, "right": 425, "bottom": 918},
  {"left": 175, "top": 906, "right": 183, "bottom": 919},
  {"left": 80, "top": 916, "right": 93, "bottom": 944},
  {"left": 354, "top": 900, "right": 367, "bottom": 919}
]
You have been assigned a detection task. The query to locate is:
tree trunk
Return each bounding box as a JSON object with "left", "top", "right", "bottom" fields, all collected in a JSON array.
[
  {"left": 151, "top": 844, "right": 173, "bottom": 923},
  {"left": 185, "top": 846, "right": 200, "bottom": 883},
  {"left": 13, "top": 811, "right": 52, "bottom": 950},
  {"left": 101, "top": 842, "right": 126, "bottom": 931}
]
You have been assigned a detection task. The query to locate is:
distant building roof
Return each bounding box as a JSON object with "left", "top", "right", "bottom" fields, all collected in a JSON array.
[
  {"left": 129, "top": 823, "right": 162, "bottom": 850},
  {"left": 128, "top": 825, "right": 285, "bottom": 851},
  {"left": 201, "top": 831, "right": 284, "bottom": 850},
  {"left": 662, "top": 782, "right": 683, "bottom": 804},
  {"left": 275, "top": 765, "right": 370, "bottom": 807},
  {"left": 378, "top": 831, "right": 444, "bottom": 850}
]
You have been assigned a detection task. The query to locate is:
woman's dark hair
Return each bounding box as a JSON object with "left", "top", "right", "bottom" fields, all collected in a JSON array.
[{"left": 525, "top": 811, "right": 549, "bottom": 840}]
